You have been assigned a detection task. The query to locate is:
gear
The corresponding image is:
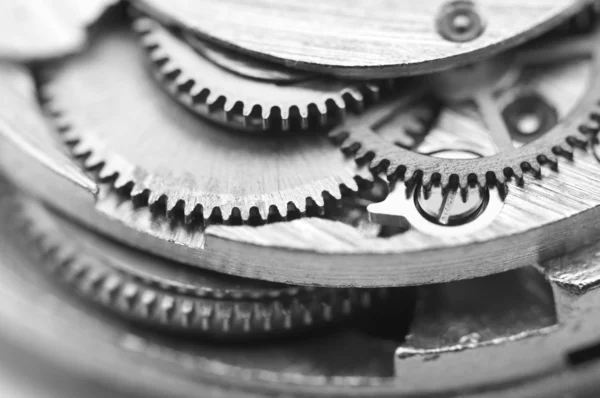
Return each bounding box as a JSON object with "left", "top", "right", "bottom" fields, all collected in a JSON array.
[
  {"left": 133, "top": 17, "right": 383, "bottom": 132},
  {"left": 10, "top": 186, "right": 379, "bottom": 339},
  {"left": 41, "top": 20, "right": 380, "bottom": 223},
  {"left": 329, "top": 28, "right": 600, "bottom": 188},
  {"left": 131, "top": 0, "right": 587, "bottom": 78}
]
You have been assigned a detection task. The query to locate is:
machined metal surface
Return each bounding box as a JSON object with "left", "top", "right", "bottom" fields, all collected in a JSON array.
[
  {"left": 2, "top": 3, "right": 600, "bottom": 397},
  {"left": 1, "top": 185, "right": 600, "bottom": 396},
  {"left": 132, "top": 0, "right": 588, "bottom": 78},
  {"left": 134, "top": 17, "right": 383, "bottom": 133},
  {"left": 13, "top": 187, "right": 378, "bottom": 339}
]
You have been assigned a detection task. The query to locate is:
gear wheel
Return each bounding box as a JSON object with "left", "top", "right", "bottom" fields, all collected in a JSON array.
[
  {"left": 329, "top": 28, "right": 600, "bottom": 188},
  {"left": 10, "top": 186, "right": 379, "bottom": 339},
  {"left": 41, "top": 20, "right": 381, "bottom": 223},
  {"left": 133, "top": 17, "right": 383, "bottom": 132}
]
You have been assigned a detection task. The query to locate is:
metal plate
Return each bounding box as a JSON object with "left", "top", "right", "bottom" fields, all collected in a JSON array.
[{"left": 133, "top": 0, "right": 587, "bottom": 78}]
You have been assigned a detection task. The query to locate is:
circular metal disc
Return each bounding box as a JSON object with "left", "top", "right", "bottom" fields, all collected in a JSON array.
[{"left": 133, "top": 0, "right": 587, "bottom": 78}]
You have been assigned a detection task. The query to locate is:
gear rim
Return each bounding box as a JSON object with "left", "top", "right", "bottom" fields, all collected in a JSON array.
[
  {"left": 329, "top": 30, "right": 600, "bottom": 188},
  {"left": 41, "top": 19, "right": 376, "bottom": 224},
  {"left": 133, "top": 16, "right": 383, "bottom": 133}
]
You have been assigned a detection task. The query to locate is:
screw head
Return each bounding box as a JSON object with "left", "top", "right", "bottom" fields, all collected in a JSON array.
[
  {"left": 437, "top": 1, "right": 486, "bottom": 43},
  {"left": 502, "top": 93, "right": 558, "bottom": 142}
]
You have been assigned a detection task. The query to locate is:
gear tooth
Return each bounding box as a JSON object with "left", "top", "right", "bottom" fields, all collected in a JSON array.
[
  {"left": 131, "top": 18, "right": 150, "bottom": 34},
  {"left": 121, "top": 283, "right": 140, "bottom": 310},
  {"left": 114, "top": 174, "right": 131, "bottom": 190},
  {"left": 432, "top": 173, "right": 445, "bottom": 187},
  {"left": 512, "top": 166, "right": 524, "bottom": 179},
  {"left": 234, "top": 304, "right": 253, "bottom": 333},
  {"left": 223, "top": 99, "right": 236, "bottom": 113},
  {"left": 371, "top": 155, "right": 389, "bottom": 173},
  {"left": 101, "top": 275, "right": 123, "bottom": 304},
  {"left": 275, "top": 203, "right": 288, "bottom": 218},
  {"left": 148, "top": 191, "right": 162, "bottom": 206},
  {"left": 327, "top": 187, "right": 343, "bottom": 200},
  {"left": 238, "top": 206, "right": 251, "bottom": 221},
  {"left": 96, "top": 164, "right": 115, "bottom": 180},
  {"left": 180, "top": 300, "right": 195, "bottom": 327},
  {"left": 355, "top": 145, "right": 369, "bottom": 160},
  {"left": 402, "top": 165, "right": 417, "bottom": 182},
  {"left": 340, "top": 137, "right": 357, "bottom": 152},
  {"left": 242, "top": 104, "right": 254, "bottom": 117},
  {"left": 158, "top": 296, "right": 176, "bottom": 324},
  {"left": 280, "top": 110, "right": 290, "bottom": 132},
  {"left": 261, "top": 106, "right": 272, "bottom": 120},
  {"left": 130, "top": 185, "right": 146, "bottom": 197},
  {"left": 219, "top": 204, "right": 234, "bottom": 222},
  {"left": 346, "top": 88, "right": 365, "bottom": 107},
  {"left": 321, "top": 302, "right": 333, "bottom": 321},
  {"left": 205, "top": 91, "right": 220, "bottom": 106},
  {"left": 341, "top": 298, "right": 352, "bottom": 315},
  {"left": 333, "top": 96, "right": 346, "bottom": 112},
  {"left": 301, "top": 304, "right": 313, "bottom": 326},
  {"left": 184, "top": 201, "right": 197, "bottom": 219},
  {"left": 458, "top": 175, "right": 469, "bottom": 189},
  {"left": 254, "top": 203, "right": 270, "bottom": 220},
  {"left": 294, "top": 198, "right": 307, "bottom": 213},
  {"left": 316, "top": 102, "right": 328, "bottom": 126},
  {"left": 474, "top": 171, "right": 487, "bottom": 186},
  {"left": 298, "top": 108, "right": 309, "bottom": 130},
  {"left": 165, "top": 197, "right": 177, "bottom": 213},
  {"left": 311, "top": 195, "right": 325, "bottom": 207},
  {"left": 365, "top": 83, "right": 381, "bottom": 101},
  {"left": 140, "top": 290, "right": 158, "bottom": 317},
  {"left": 360, "top": 291, "right": 372, "bottom": 308},
  {"left": 82, "top": 151, "right": 103, "bottom": 169},
  {"left": 261, "top": 117, "right": 270, "bottom": 130}
]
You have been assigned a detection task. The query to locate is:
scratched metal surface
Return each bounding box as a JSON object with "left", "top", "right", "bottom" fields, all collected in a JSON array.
[
  {"left": 3, "top": 57, "right": 600, "bottom": 287},
  {"left": 133, "top": 0, "right": 586, "bottom": 78}
]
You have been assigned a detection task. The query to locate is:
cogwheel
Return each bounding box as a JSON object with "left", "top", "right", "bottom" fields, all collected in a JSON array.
[
  {"left": 41, "top": 20, "right": 379, "bottom": 223},
  {"left": 330, "top": 28, "right": 600, "bottom": 188},
  {"left": 133, "top": 17, "right": 383, "bottom": 132},
  {"left": 9, "top": 186, "right": 381, "bottom": 339}
]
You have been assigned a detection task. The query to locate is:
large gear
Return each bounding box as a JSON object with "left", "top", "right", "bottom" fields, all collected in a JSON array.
[
  {"left": 12, "top": 185, "right": 378, "bottom": 339},
  {"left": 41, "top": 20, "right": 380, "bottom": 223},
  {"left": 131, "top": 0, "right": 587, "bottom": 78},
  {"left": 8, "top": 3, "right": 600, "bottom": 397},
  {"left": 330, "top": 27, "right": 600, "bottom": 188},
  {"left": 133, "top": 17, "right": 383, "bottom": 132}
]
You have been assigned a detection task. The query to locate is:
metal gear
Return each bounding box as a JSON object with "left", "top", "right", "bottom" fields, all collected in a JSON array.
[
  {"left": 133, "top": 17, "right": 382, "bottom": 132},
  {"left": 131, "top": 0, "right": 587, "bottom": 78},
  {"left": 4, "top": 183, "right": 600, "bottom": 396},
  {"left": 329, "top": 27, "right": 600, "bottom": 188},
  {"left": 41, "top": 20, "right": 377, "bottom": 223},
  {"left": 12, "top": 187, "right": 377, "bottom": 339}
]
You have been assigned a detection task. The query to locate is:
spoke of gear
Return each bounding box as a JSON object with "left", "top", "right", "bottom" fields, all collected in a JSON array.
[
  {"left": 133, "top": 17, "right": 384, "bottom": 132},
  {"left": 41, "top": 21, "right": 378, "bottom": 224},
  {"left": 329, "top": 28, "right": 600, "bottom": 188},
  {"left": 9, "top": 187, "right": 381, "bottom": 339}
]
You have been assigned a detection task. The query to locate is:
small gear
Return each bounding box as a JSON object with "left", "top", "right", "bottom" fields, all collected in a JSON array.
[
  {"left": 330, "top": 28, "right": 600, "bottom": 188},
  {"left": 133, "top": 17, "right": 383, "bottom": 132},
  {"left": 41, "top": 20, "right": 381, "bottom": 223},
  {"left": 10, "top": 186, "right": 380, "bottom": 339}
]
